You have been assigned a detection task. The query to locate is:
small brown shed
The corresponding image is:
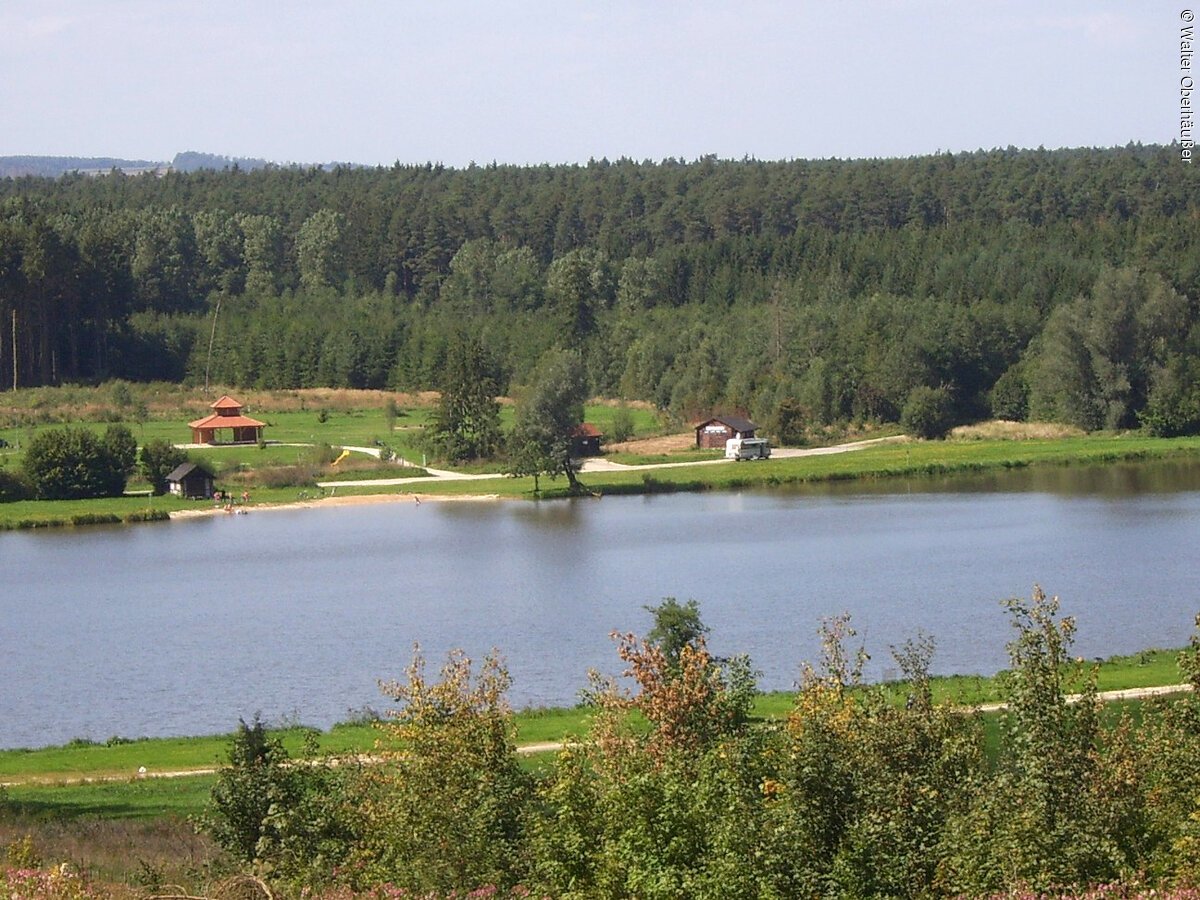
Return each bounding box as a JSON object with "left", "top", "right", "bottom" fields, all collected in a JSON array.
[
  {"left": 165, "top": 462, "right": 215, "bottom": 500},
  {"left": 569, "top": 423, "right": 604, "bottom": 457},
  {"left": 694, "top": 415, "right": 759, "bottom": 449}
]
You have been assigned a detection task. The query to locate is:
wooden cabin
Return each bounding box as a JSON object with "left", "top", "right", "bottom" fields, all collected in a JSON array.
[
  {"left": 165, "top": 461, "right": 215, "bottom": 500},
  {"left": 694, "top": 415, "right": 759, "bottom": 449},
  {"left": 569, "top": 422, "right": 604, "bottom": 457}
]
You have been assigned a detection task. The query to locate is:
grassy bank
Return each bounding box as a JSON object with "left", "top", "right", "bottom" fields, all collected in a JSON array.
[
  {"left": 391, "top": 432, "right": 1200, "bottom": 501},
  {"left": 1, "top": 647, "right": 1185, "bottom": 789}
]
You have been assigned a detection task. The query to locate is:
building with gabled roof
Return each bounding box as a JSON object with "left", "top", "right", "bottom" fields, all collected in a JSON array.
[
  {"left": 694, "top": 414, "right": 759, "bottom": 449},
  {"left": 188, "top": 395, "right": 266, "bottom": 444},
  {"left": 569, "top": 422, "right": 604, "bottom": 457},
  {"left": 165, "top": 461, "right": 215, "bottom": 499}
]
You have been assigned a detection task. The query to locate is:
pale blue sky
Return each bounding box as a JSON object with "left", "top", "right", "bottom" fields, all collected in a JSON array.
[{"left": 0, "top": 1, "right": 1181, "bottom": 166}]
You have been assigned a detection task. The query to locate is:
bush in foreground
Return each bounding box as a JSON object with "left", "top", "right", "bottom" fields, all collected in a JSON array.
[{"left": 203, "top": 594, "right": 1200, "bottom": 898}]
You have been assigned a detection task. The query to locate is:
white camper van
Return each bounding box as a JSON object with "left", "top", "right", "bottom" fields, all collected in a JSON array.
[{"left": 725, "top": 437, "right": 771, "bottom": 460}]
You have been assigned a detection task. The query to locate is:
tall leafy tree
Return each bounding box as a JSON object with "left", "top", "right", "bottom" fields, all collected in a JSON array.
[
  {"left": 238, "top": 213, "right": 283, "bottom": 296},
  {"left": 295, "top": 209, "right": 345, "bottom": 292},
  {"left": 506, "top": 348, "right": 587, "bottom": 493},
  {"left": 131, "top": 207, "right": 198, "bottom": 313}
]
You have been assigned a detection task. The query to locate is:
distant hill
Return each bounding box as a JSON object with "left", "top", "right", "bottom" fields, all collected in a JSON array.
[
  {"left": 0, "top": 151, "right": 280, "bottom": 179},
  {"left": 0, "top": 155, "right": 166, "bottom": 178},
  {"left": 170, "top": 151, "right": 273, "bottom": 173}
]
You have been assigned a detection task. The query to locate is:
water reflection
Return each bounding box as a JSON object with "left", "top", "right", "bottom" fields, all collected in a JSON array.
[{"left": 769, "top": 459, "right": 1200, "bottom": 499}]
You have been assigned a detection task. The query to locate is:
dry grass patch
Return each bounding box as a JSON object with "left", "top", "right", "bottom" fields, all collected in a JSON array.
[
  {"left": 0, "top": 385, "right": 443, "bottom": 424},
  {"left": 1, "top": 818, "right": 220, "bottom": 893},
  {"left": 238, "top": 388, "right": 439, "bottom": 413},
  {"left": 605, "top": 432, "right": 695, "bottom": 455},
  {"left": 950, "top": 420, "right": 1087, "bottom": 441},
  {"left": 586, "top": 397, "right": 657, "bottom": 410}
]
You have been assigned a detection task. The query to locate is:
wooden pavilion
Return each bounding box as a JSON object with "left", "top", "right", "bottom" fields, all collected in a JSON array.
[{"left": 188, "top": 395, "right": 266, "bottom": 444}]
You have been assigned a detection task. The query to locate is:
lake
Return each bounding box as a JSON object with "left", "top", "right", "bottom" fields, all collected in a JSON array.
[{"left": 3, "top": 460, "right": 1199, "bottom": 749}]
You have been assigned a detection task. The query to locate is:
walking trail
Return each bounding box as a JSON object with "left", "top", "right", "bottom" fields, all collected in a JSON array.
[
  {"left": 314, "top": 434, "right": 910, "bottom": 489},
  {"left": 4, "top": 684, "right": 1190, "bottom": 788}
]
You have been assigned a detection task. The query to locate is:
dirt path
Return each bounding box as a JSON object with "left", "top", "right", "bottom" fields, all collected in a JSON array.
[
  {"left": 178, "top": 434, "right": 905, "bottom": 499},
  {"left": 5, "top": 684, "right": 1190, "bottom": 788},
  {"left": 578, "top": 434, "right": 908, "bottom": 473}
]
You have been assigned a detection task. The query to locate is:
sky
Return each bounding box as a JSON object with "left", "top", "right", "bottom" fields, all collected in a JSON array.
[{"left": 0, "top": 1, "right": 1184, "bottom": 167}]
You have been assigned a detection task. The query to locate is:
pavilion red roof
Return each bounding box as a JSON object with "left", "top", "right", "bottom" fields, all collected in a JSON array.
[
  {"left": 210, "top": 395, "right": 244, "bottom": 410},
  {"left": 188, "top": 413, "right": 267, "bottom": 430},
  {"left": 570, "top": 423, "right": 603, "bottom": 438}
]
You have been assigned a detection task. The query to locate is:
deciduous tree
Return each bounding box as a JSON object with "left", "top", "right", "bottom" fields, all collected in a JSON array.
[{"left": 506, "top": 348, "right": 587, "bottom": 493}]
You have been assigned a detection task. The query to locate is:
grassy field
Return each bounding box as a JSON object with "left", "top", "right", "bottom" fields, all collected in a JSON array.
[
  {"left": 0, "top": 387, "right": 676, "bottom": 527},
  {"left": 1, "top": 647, "right": 1186, "bottom": 786},
  {"left": 5, "top": 381, "right": 1200, "bottom": 520}
]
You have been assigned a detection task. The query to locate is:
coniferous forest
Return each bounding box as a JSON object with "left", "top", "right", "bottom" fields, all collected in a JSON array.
[{"left": 2, "top": 144, "right": 1199, "bottom": 435}]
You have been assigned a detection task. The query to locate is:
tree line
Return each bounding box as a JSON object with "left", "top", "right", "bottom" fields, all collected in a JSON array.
[{"left": 2, "top": 144, "right": 1199, "bottom": 438}]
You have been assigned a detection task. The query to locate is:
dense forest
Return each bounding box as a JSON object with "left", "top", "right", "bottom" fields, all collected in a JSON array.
[{"left": 2, "top": 144, "right": 1199, "bottom": 437}]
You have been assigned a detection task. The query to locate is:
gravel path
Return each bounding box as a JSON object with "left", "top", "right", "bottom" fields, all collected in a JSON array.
[{"left": 5, "top": 684, "right": 1190, "bottom": 788}]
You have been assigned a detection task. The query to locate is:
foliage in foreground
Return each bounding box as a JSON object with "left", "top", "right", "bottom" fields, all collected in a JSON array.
[{"left": 201, "top": 593, "right": 1200, "bottom": 898}]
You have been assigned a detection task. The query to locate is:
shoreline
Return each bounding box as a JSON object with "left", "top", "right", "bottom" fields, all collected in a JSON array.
[
  {"left": 3, "top": 679, "right": 1193, "bottom": 779},
  {"left": 6, "top": 433, "right": 1200, "bottom": 532},
  {"left": 168, "top": 489, "right": 505, "bottom": 519}
]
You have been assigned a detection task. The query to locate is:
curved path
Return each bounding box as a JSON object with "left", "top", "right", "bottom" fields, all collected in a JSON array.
[
  {"left": 4, "top": 684, "right": 1190, "bottom": 788},
  {"left": 315, "top": 434, "right": 910, "bottom": 489}
]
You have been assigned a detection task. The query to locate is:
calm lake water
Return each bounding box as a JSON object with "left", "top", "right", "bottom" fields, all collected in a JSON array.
[{"left": 3, "top": 460, "right": 1200, "bottom": 749}]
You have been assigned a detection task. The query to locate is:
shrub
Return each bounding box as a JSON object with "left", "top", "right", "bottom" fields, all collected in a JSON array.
[
  {"left": 139, "top": 439, "right": 186, "bottom": 495},
  {"left": 204, "top": 716, "right": 298, "bottom": 863},
  {"left": 308, "top": 442, "right": 340, "bottom": 466},
  {"left": 901, "top": 385, "right": 956, "bottom": 439},
  {"left": 255, "top": 465, "right": 317, "bottom": 489},
  {"left": 5, "top": 834, "right": 42, "bottom": 869},
  {"left": 0, "top": 469, "right": 33, "bottom": 502},
  {"left": 991, "top": 365, "right": 1030, "bottom": 421},
  {"left": 938, "top": 588, "right": 1119, "bottom": 895},
  {"left": 354, "top": 648, "right": 533, "bottom": 892},
  {"left": 22, "top": 426, "right": 131, "bottom": 499},
  {"left": 102, "top": 424, "right": 138, "bottom": 479},
  {"left": 203, "top": 716, "right": 363, "bottom": 888},
  {"left": 70, "top": 513, "right": 121, "bottom": 526},
  {"left": 609, "top": 404, "right": 636, "bottom": 443},
  {"left": 124, "top": 509, "right": 170, "bottom": 523}
]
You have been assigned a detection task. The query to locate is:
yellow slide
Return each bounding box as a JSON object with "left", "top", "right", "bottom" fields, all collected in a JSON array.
[{"left": 332, "top": 449, "right": 351, "bottom": 466}]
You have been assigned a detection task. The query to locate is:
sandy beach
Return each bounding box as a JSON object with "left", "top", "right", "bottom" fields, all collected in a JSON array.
[{"left": 168, "top": 490, "right": 504, "bottom": 519}]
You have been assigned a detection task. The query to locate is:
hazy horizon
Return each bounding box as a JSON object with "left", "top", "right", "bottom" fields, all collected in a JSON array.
[{"left": 0, "top": 2, "right": 1181, "bottom": 169}]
